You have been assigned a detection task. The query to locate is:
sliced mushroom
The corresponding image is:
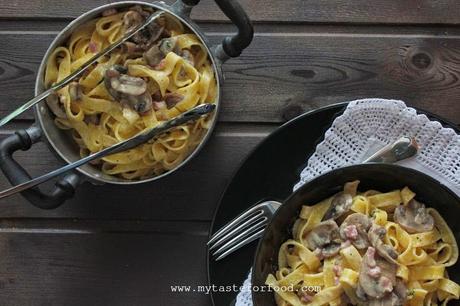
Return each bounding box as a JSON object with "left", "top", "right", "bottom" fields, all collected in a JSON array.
[
  {"left": 134, "top": 24, "right": 164, "bottom": 50},
  {"left": 146, "top": 22, "right": 164, "bottom": 44},
  {"left": 124, "top": 7, "right": 164, "bottom": 51},
  {"left": 304, "top": 220, "right": 342, "bottom": 258},
  {"left": 127, "top": 93, "right": 152, "bottom": 114},
  {"left": 394, "top": 199, "right": 434, "bottom": 234},
  {"left": 143, "top": 44, "right": 163, "bottom": 67},
  {"left": 159, "top": 37, "right": 177, "bottom": 55},
  {"left": 296, "top": 288, "right": 313, "bottom": 303},
  {"left": 121, "top": 41, "right": 144, "bottom": 58},
  {"left": 359, "top": 247, "right": 397, "bottom": 299},
  {"left": 45, "top": 92, "right": 66, "bottom": 118},
  {"left": 123, "top": 10, "right": 143, "bottom": 32},
  {"left": 181, "top": 49, "right": 195, "bottom": 66},
  {"left": 368, "top": 294, "right": 399, "bottom": 306},
  {"left": 84, "top": 114, "right": 100, "bottom": 125},
  {"left": 393, "top": 278, "right": 407, "bottom": 305},
  {"left": 368, "top": 224, "right": 399, "bottom": 265},
  {"left": 322, "top": 192, "right": 353, "bottom": 220},
  {"left": 339, "top": 213, "right": 371, "bottom": 249},
  {"left": 356, "top": 283, "right": 368, "bottom": 302},
  {"left": 110, "top": 74, "right": 147, "bottom": 96},
  {"left": 164, "top": 93, "right": 184, "bottom": 109},
  {"left": 152, "top": 90, "right": 162, "bottom": 101},
  {"left": 367, "top": 279, "right": 407, "bottom": 306},
  {"left": 104, "top": 65, "right": 152, "bottom": 114},
  {"left": 129, "top": 4, "right": 151, "bottom": 19}
]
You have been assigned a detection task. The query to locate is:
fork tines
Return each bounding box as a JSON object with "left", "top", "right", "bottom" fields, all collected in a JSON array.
[{"left": 207, "top": 200, "right": 280, "bottom": 261}]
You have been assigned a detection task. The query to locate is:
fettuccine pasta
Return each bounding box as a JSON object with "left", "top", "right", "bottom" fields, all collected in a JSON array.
[
  {"left": 44, "top": 5, "right": 217, "bottom": 179},
  {"left": 266, "top": 182, "right": 459, "bottom": 305}
]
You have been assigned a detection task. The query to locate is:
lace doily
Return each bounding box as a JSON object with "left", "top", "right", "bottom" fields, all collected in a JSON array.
[{"left": 235, "top": 98, "right": 460, "bottom": 306}]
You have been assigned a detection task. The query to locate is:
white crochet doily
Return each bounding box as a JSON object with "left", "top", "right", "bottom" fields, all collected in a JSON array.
[{"left": 235, "top": 98, "right": 460, "bottom": 306}]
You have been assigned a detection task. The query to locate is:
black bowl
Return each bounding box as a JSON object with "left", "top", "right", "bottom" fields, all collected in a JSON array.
[{"left": 252, "top": 164, "right": 460, "bottom": 305}]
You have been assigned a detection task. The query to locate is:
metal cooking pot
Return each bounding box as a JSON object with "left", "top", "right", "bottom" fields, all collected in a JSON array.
[{"left": 0, "top": 0, "right": 253, "bottom": 209}]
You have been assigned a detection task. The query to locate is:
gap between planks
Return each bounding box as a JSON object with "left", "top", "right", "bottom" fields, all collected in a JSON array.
[
  {"left": 0, "top": 218, "right": 211, "bottom": 235},
  {"left": 2, "top": 21, "right": 460, "bottom": 37}
]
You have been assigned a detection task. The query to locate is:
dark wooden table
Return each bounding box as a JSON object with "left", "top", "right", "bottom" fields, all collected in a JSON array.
[{"left": 0, "top": 1, "right": 459, "bottom": 305}]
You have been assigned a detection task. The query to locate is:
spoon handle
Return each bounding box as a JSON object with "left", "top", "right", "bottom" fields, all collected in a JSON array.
[
  {"left": 363, "top": 137, "right": 419, "bottom": 163},
  {"left": 0, "top": 103, "right": 216, "bottom": 200}
]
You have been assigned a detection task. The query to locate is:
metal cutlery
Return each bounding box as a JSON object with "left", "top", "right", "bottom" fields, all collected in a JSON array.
[
  {"left": 208, "top": 200, "right": 281, "bottom": 261},
  {"left": 208, "top": 136, "right": 419, "bottom": 261},
  {"left": 0, "top": 103, "right": 215, "bottom": 200}
]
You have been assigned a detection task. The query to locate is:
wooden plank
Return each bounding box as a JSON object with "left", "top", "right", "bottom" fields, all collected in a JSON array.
[
  {"left": 0, "top": 219, "right": 212, "bottom": 306},
  {"left": 0, "top": 0, "right": 460, "bottom": 24},
  {"left": 0, "top": 32, "right": 460, "bottom": 124},
  {"left": 0, "top": 123, "right": 274, "bottom": 220}
]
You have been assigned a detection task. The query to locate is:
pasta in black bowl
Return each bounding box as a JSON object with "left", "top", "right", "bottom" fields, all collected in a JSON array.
[{"left": 252, "top": 164, "right": 460, "bottom": 306}]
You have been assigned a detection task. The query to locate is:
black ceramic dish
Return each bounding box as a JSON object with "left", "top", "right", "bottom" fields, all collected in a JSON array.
[
  {"left": 207, "top": 102, "right": 459, "bottom": 306},
  {"left": 252, "top": 164, "right": 460, "bottom": 305}
]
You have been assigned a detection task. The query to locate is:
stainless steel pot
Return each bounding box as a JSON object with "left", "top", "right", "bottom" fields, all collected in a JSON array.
[{"left": 0, "top": 0, "right": 253, "bottom": 209}]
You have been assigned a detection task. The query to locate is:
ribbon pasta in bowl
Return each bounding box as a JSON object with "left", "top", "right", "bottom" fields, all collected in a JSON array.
[{"left": 252, "top": 164, "right": 460, "bottom": 306}]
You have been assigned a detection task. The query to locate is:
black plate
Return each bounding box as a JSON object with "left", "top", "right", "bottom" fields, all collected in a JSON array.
[{"left": 207, "top": 102, "right": 459, "bottom": 306}]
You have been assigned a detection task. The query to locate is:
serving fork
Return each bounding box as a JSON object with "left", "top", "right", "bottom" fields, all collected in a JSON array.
[{"left": 208, "top": 136, "right": 419, "bottom": 261}]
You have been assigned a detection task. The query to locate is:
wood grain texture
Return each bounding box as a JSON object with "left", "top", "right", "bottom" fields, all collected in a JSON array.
[
  {"left": 0, "top": 219, "right": 212, "bottom": 306},
  {"left": 1, "top": 32, "right": 459, "bottom": 124},
  {"left": 0, "top": 0, "right": 460, "bottom": 24},
  {"left": 0, "top": 1, "right": 457, "bottom": 306},
  {"left": 0, "top": 123, "right": 274, "bottom": 220}
]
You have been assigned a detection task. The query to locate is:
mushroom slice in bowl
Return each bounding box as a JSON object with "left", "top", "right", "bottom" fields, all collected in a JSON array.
[
  {"left": 359, "top": 247, "right": 397, "bottom": 299},
  {"left": 339, "top": 212, "right": 371, "bottom": 249},
  {"left": 322, "top": 192, "right": 353, "bottom": 220},
  {"left": 367, "top": 278, "right": 407, "bottom": 306},
  {"left": 394, "top": 199, "right": 434, "bottom": 233},
  {"left": 303, "top": 219, "right": 342, "bottom": 258},
  {"left": 368, "top": 223, "right": 399, "bottom": 265}
]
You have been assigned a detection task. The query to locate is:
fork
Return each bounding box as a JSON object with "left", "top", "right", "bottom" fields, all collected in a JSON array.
[
  {"left": 208, "top": 136, "right": 419, "bottom": 261},
  {"left": 208, "top": 200, "right": 281, "bottom": 261}
]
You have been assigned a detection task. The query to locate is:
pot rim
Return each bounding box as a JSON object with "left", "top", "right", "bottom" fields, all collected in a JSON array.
[{"left": 34, "top": 0, "right": 222, "bottom": 185}]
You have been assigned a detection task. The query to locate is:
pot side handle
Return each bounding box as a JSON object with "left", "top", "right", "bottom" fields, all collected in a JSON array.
[
  {"left": 0, "top": 126, "right": 80, "bottom": 209},
  {"left": 212, "top": 0, "right": 254, "bottom": 62},
  {"left": 171, "top": 0, "right": 254, "bottom": 63}
]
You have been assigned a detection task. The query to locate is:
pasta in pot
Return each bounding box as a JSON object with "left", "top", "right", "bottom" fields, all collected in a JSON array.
[
  {"left": 266, "top": 182, "right": 460, "bottom": 306},
  {"left": 44, "top": 5, "right": 217, "bottom": 179}
]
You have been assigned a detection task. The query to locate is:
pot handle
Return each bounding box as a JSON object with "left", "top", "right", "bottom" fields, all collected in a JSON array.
[
  {"left": 212, "top": 0, "right": 254, "bottom": 62},
  {"left": 0, "top": 126, "right": 80, "bottom": 209},
  {"left": 171, "top": 0, "right": 254, "bottom": 62}
]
